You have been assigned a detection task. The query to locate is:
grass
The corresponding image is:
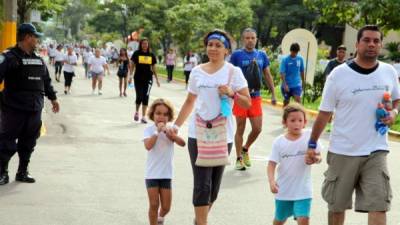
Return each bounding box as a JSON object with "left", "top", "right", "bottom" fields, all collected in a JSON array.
[{"left": 156, "top": 65, "right": 400, "bottom": 132}]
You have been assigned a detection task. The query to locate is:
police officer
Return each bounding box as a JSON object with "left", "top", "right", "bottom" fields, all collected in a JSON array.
[{"left": 0, "top": 23, "right": 60, "bottom": 185}]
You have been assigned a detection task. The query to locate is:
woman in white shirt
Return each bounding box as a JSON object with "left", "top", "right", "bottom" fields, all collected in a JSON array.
[
  {"left": 89, "top": 49, "right": 109, "bottom": 95},
  {"left": 63, "top": 46, "right": 77, "bottom": 94},
  {"left": 172, "top": 30, "right": 251, "bottom": 225},
  {"left": 183, "top": 51, "right": 198, "bottom": 89},
  {"left": 54, "top": 45, "right": 64, "bottom": 82}
]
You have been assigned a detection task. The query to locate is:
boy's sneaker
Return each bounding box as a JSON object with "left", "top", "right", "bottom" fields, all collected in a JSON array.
[
  {"left": 235, "top": 158, "right": 246, "bottom": 171},
  {"left": 242, "top": 151, "right": 251, "bottom": 167}
]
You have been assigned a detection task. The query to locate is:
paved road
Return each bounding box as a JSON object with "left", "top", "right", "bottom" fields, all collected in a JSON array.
[{"left": 0, "top": 62, "right": 399, "bottom": 225}]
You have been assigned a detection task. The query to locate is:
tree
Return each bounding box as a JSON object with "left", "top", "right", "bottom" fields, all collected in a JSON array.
[
  {"left": 166, "top": 0, "right": 253, "bottom": 55},
  {"left": 17, "top": 0, "right": 66, "bottom": 23},
  {"left": 251, "top": 0, "right": 317, "bottom": 48},
  {"left": 304, "top": 0, "right": 400, "bottom": 31}
]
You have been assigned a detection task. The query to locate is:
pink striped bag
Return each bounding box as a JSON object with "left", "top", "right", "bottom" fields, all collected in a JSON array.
[{"left": 195, "top": 114, "right": 229, "bottom": 167}]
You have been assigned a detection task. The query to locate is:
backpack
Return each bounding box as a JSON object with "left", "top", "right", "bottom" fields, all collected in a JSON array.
[{"left": 243, "top": 53, "right": 261, "bottom": 93}]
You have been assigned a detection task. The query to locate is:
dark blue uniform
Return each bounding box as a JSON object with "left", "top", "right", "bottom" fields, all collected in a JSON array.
[{"left": 0, "top": 45, "right": 57, "bottom": 184}]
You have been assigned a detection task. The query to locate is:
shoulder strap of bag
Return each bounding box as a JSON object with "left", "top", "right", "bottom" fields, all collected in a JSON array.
[{"left": 227, "top": 64, "right": 234, "bottom": 86}]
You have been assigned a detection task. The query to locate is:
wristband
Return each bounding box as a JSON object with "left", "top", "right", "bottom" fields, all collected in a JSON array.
[{"left": 308, "top": 139, "right": 317, "bottom": 149}]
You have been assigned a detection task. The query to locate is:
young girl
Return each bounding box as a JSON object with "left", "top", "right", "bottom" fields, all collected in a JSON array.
[
  {"left": 267, "top": 103, "right": 322, "bottom": 225},
  {"left": 143, "top": 99, "right": 185, "bottom": 225}
]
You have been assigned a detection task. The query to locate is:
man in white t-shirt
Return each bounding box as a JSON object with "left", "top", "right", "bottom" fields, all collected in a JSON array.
[{"left": 307, "top": 25, "right": 399, "bottom": 225}]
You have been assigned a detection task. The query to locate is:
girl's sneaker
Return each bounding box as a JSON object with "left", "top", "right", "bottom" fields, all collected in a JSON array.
[{"left": 157, "top": 217, "right": 164, "bottom": 225}]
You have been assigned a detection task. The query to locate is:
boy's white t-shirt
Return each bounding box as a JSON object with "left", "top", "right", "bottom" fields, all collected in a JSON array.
[
  {"left": 187, "top": 62, "right": 248, "bottom": 143},
  {"left": 320, "top": 62, "right": 400, "bottom": 156},
  {"left": 143, "top": 124, "right": 174, "bottom": 179},
  {"left": 63, "top": 54, "right": 77, "bottom": 73},
  {"left": 269, "top": 130, "right": 322, "bottom": 201},
  {"left": 89, "top": 56, "right": 107, "bottom": 74}
]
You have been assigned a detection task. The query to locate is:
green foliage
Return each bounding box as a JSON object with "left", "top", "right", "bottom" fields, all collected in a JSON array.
[
  {"left": 385, "top": 42, "right": 400, "bottom": 61},
  {"left": 17, "top": 0, "right": 66, "bottom": 23},
  {"left": 251, "top": 0, "right": 317, "bottom": 48},
  {"left": 303, "top": 70, "right": 325, "bottom": 103},
  {"left": 0, "top": 1, "right": 3, "bottom": 29},
  {"left": 304, "top": 0, "right": 400, "bottom": 31}
]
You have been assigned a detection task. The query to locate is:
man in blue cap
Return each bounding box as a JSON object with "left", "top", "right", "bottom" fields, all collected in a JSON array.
[{"left": 0, "top": 23, "right": 60, "bottom": 185}]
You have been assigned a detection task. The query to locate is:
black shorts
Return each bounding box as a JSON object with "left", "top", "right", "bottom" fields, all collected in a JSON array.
[{"left": 145, "top": 179, "right": 172, "bottom": 189}]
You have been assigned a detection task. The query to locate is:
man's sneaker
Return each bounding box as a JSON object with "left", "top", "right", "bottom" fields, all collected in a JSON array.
[
  {"left": 98, "top": 90, "right": 102, "bottom": 95},
  {"left": 157, "top": 217, "right": 164, "bottom": 225},
  {"left": 141, "top": 118, "right": 148, "bottom": 124},
  {"left": 134, "top": 112, "right": 139, "bottom": 121},
  {"left": 235, "top": 158, "right": 246, "bottom": 171},
  {"left": 242, "top": 151, "right": 251, "bottom": 167}
]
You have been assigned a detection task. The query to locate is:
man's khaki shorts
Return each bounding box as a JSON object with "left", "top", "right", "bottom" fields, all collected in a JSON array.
[{"left": 322, "top": 151, "right": 392, "bottom": 212}]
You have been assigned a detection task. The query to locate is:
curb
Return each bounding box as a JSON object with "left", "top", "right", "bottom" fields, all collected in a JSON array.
[{"left": 159, "top": 73, "right": 400, "bottom": 141}]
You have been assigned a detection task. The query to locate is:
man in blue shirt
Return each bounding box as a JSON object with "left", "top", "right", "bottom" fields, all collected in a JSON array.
[
  {"left": 230, "top": 28, "right": 276, "bottom": 170},
  {"left": 280, "top": 43, "right": 305, "bottom": 106}
]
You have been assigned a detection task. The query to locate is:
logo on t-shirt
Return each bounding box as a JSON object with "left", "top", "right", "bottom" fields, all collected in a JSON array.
[{"left": 139, "top": 56, "right": 152, "bottom": 65}]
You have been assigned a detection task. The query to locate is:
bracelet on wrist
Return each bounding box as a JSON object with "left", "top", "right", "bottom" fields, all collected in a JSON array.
[{"left": 308, "top": 139, "right": 317, "bottom": 149}]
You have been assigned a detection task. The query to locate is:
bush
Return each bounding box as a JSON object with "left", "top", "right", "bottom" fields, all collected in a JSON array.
[
  {"left": 303, "top": 70, "right": 325, "bottom": 103},
  {"left": 385, "top": 42, "right": 400, "bottom": 61}
]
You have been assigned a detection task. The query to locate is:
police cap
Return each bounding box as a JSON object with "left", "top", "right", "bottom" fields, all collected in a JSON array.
[{"left": 17, "top": 23, "right": 43, "bottom": 37}]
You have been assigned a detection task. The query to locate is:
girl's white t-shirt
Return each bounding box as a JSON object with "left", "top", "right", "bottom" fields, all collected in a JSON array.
[
  {"left": 184, "top": 56, "right": 198, "bottom": 71},
  {"left": 88, "top": 56, "right": 107, "bottom": 74},
  {"left": 143, "top": 124, "right": 174, "bottom": 179},
  {"left": 54, "top": 50, "right": 65, "bottom": 62},
  {"left": 269, "top": 130, "right": 323, "bottom": 200},
  {"left": 187, "top": 62, "right": 248, "bottom": 143},
  {"left": 320, "top": 62, "right": 400, "bottom": 156},
  {"left": 63, "top": 54, "right": 77, "bottom": 73}
]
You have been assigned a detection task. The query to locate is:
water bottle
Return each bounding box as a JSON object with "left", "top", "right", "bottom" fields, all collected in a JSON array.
[
  {"left": 128, "top": 82, "right": 134, "bottom": 89},
  {"left": 220, "top": 95, "right": 231, "bottom": 117}
]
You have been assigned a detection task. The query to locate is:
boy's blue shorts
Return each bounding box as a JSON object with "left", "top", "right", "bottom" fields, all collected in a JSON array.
[
  {"left": 274, "top": 198, "right": 312, "bottom": 221},
  {"left": 281, "top": 85, "right": 302, "bottom": 101}
]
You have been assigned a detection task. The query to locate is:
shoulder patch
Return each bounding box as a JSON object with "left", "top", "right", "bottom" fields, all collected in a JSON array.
[{"left": 0, "top": 54, "right": 5, "bottom": 64}]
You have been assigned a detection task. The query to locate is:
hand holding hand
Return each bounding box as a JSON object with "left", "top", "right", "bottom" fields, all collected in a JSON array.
[{"left": 305, "top": 149, "right": 321, "bottom": 165}]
